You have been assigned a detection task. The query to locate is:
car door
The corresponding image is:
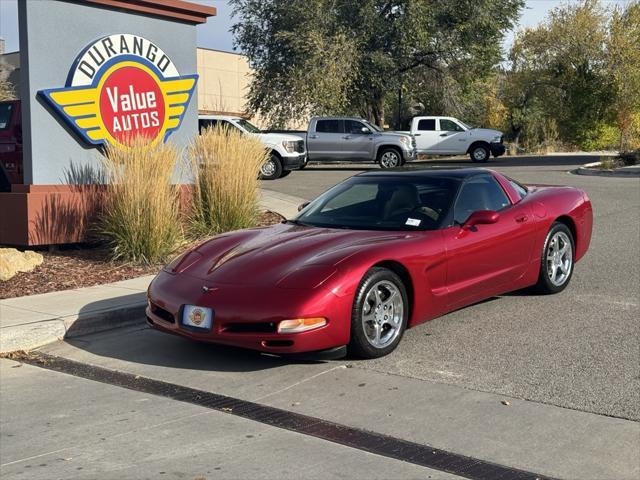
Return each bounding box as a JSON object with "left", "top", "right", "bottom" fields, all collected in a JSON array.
[
  {"left": 307, "top": 119, "right": 345, "bottom": 161},
  {"left": 443, "top": 174, "right": 534, "bottom": 309},
  {"left": 343, "top": 120, "right": 375, "bottom": 161},
  {"left": 413, "top": 118, "right": 440, "bottom": 153},
  {"left": 434, "top": 119, "right": 467, "bottom": 154}
]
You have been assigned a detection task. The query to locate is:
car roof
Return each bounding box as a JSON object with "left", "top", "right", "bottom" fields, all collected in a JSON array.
[{"left": 356, "top": 168, "right": 493, "bottom": 180}]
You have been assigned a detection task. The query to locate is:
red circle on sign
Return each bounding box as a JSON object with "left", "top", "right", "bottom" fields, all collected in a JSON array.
[{"left": 99, "top": 66, "right": 165, "bottom": 144}]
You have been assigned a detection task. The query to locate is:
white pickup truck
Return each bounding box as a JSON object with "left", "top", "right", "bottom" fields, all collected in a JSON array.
[
  {"left": 198, "top": 115, "right": 307, "bottom": 180},
  {"left": 402, "top": 116, "right": 505, "bottom": 162}
]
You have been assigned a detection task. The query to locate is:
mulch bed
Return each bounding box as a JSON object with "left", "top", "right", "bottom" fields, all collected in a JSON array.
[{"left": 0, "top": 211, "right": 284, "bottom": 300}]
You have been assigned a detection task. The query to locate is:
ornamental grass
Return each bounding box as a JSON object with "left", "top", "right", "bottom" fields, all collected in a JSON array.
[
  {"left": 189, "top": 124, "right": 269, "bottom": 237},
  {"left": 100, "top": 138, "right": 183, "bottom": 264}
]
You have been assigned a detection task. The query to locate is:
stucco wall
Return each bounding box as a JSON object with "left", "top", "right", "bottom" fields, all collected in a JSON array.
[{"left": 19, "top": 0, "right": 198, "bottom": 185}]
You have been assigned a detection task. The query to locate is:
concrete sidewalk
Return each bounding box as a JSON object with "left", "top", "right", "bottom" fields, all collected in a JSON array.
[{"left": 0, "top": 189, "right": 307, "bottom": 353}]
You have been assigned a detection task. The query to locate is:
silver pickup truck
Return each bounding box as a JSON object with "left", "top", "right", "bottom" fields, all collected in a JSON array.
[{"left": 298, "top": 117, "right": 416, "bottom": 168}]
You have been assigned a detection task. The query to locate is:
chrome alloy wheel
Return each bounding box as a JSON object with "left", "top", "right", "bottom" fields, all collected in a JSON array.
[
  {"left": 546, "top": 231, "right": 573, "bottom": 287},
  {"left": 380, "top": 151, "right": 400, "bottom": 168},
  {"left": 361, "top": 280, "right": 404, "bottom": 349},
  {"left": 261, "top": 159, "right": 277, "bottom": 177},
  {"left": 472, "top": 147, "right": 488, "bottom": 161}
]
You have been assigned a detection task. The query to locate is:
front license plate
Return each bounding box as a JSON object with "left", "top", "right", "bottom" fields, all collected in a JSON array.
[{"left": 182, "top": 305, "right": 213, "bottom": 330}]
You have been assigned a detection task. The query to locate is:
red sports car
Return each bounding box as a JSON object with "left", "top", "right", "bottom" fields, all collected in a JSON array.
[{"left": 147, "top": 168, "right": 592, "bottom": 358}]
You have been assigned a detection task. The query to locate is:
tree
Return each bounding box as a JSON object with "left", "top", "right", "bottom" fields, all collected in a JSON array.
[
  {"left": 607, "top": 1, "right": 640, "bottom": 151},
  {"left": 0, "top": 60, "right": 16, "bottom": 101},
  {"left": 231, "top": 0, "right": 523, "bottom": 127}
]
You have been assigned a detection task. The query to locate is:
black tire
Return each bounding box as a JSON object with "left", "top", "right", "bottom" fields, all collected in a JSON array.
[
  {"left": 260, "top": 154, "right": 283, "bottom": 180},
  {"left": 535, "top": 222, "right": 575, "bottom": 294},
  {"left": 280, "top": 170, "right": 292, "bottom": 178},
  {"left": 377, "top": 148, "right": 402, "bottom": 169},
  {"left": 349, "top": 267, "right": 409, "bottom": 359},
  {"left": 469, "top": 144, "right": 490, "bottom": 163}
]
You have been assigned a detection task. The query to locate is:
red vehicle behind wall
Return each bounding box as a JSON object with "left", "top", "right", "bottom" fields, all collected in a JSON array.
[{"left": 0, "top": 100, "right": 23, "bottom": 191}]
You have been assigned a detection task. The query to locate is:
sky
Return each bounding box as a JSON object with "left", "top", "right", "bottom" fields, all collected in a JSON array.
[{"left": 0, "top": 0, "right": 634, "bottom": 55}]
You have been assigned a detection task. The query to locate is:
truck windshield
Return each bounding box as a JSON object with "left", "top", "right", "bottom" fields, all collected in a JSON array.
[
  {"left": 0, "top": 103, "right": 13, "bottom": 131},
  {"left": 363, "top": 120, "right": 383, "bottom": 132},
  {"left": 235, "top": 119, "right": 262, "bottom": 134},
  {"left": 295, "top": 176, "right": 460, "bottom": 231}
]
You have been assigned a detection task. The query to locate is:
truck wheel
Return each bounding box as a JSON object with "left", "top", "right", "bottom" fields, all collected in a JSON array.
[
  {"left": 280, "top": 170, "right": 292, "bottom": 178},
  {"left": 378, "top": 148, "right": 401, "bottom": 169},
  {"left": 469, "top": 144, "right": 490, "bottom": 163},
  {"left": 260, "top": 155, "right": 283, "bottom": 180}
]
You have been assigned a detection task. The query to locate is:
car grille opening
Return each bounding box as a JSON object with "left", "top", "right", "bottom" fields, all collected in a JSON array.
[
  {"left": 150, "top": 303, "right": 175, "bottom": 324},
  {"left": 224, "top": 322, "right": 277, "bottom": 334},
  {"left": 262, "top": 340, "right": 294, "bottom": 348}
]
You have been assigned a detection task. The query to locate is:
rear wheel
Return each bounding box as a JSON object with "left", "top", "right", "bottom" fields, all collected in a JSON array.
[
  {"left": 378, "top": 148, "right": 402, "bottom": 169},
  {"left": 260, "top": 154, "right": 283, "bottom": 180},
  {"left": 469, "top": 144, "right": 490, "bottom": 163},
  {"left": 349, "top": 267, "right": 408, "bottom": 358},
  {"left": 535, "top": 222, "right": 575, "bottom": 294}
]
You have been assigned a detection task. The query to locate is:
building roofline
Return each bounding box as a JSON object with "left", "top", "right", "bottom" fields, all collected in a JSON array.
[{"left": 70, "top": 0, "right": 216, "bottom": 25}]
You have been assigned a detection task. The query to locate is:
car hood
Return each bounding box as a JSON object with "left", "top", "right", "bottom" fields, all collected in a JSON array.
[
  {"left": 377, "top": 131, "right": 412, "bottom": 140},
  {"left": 254, "top": 132, "right": 304, "bottom": 146},
  {"left": 177, "top": 223, "right": 418, "bottom": 287},
  {"left": 469, "top": 128, "right": 502, "bottom": 138}
]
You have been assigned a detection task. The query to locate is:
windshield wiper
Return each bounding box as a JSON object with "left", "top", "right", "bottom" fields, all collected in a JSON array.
[{"left": 286, "top": 219, "right": 311, "bottom": 227}]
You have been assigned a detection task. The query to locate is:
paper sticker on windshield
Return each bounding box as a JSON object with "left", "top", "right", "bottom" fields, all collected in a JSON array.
[{"left": 406, "top": 218, "right": 421, "bottom": 226}]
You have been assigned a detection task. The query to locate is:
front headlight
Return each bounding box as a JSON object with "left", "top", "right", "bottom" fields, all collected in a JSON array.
[
  {"left": 278, "top": 317, "right": 327, "bottom": 334},
  {"left": 282, "top": 140, "right": 297, "bottom": 153},
  {"left": 400, "top": 136, "right": 411, "bottom": 146},
  {"left": 492, "top": 135, "right": 502, "bottom": 143}
]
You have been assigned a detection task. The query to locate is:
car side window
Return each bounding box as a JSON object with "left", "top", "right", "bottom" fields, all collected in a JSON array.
[
  {"left": 346, "top": 120, "right": 370, "bottom": 135},
  {"left": 417, "top": 119, "right": 435, "bottom": 131},
  {"left": 453, "top": 176, "right": 511, "bottom": 225},
  {"left": 198, "top": 119, "right": 216, "bottom": 133},
  {"left": 439, "top": 119, "right": 464, "bottom": 132},
  {"left": 316, "top": 120, "right": 343, "bottom": 134}
]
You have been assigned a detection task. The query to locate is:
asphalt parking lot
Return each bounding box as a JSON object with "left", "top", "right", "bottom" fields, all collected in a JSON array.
[{"left": 263, "top": 155, "right": 640, "bottom": 421}]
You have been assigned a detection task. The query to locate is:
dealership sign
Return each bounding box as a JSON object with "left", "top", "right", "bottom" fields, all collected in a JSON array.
[{"left": 39, "top": 34, "right": 197, "bottom": 147}]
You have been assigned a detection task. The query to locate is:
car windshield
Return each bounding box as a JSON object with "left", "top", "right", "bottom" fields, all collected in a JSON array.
[
  {"left": 295, "top": 177, "right": 460, "bottom": 231},
  {"left": 236, "top": 119, "right": 261, "bottom": 133}
]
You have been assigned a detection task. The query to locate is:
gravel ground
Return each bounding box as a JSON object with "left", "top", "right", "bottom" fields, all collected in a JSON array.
[{"left": 264, "top": 155, "right": 640, "bottom": 420}]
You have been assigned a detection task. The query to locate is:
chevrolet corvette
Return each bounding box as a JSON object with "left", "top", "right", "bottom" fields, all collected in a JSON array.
[{"left": 147, "top": 168, "right": 592, "bottom": 358}]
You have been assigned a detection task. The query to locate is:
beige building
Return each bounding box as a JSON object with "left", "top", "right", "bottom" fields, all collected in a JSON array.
[{"left": 197, "top": 47, "right": 252, "bottom": 118}]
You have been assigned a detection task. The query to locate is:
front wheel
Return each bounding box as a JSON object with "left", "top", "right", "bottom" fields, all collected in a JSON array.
[
  {"left": 469, "top": 144, "right": 490, "bottom": 163},
  {"left": 378, "top": 148, "right": 402, "bottom": 169},
  {"left": 349, "top": 267, "right": 408, "bottom": 359},
  {"left": 260, "top": 155, "right": 283, "bottom": 180},
  {"left": 535, "top": 222, "right": 575, "bottom": 294}
]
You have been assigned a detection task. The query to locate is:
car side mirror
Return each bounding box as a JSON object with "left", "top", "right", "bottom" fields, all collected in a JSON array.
[
  {"left": 463, "top": 210, "right": 499, "bottom": 229},
  {"left": 361, "top": 127, "right": 372, "bottom": 134},
  {"left": 298, "top": 201, "right": 310, "bottom": 212}
]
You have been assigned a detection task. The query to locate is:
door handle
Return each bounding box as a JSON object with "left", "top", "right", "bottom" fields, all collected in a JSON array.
[
  {"left": 342, "top": 135, "right": 351, "bottom": 140},
  {"left": 515, "top": 215, "right": 529, "bottom": 223},
  {"left": 309, "top": 134, "right": 318, "bottom": 139},
  {"left": 414, "top": 133, "right": 421, "bottom": 136},
  {"left": 439, "top": 133, "right": 449, "bottom": 137}
]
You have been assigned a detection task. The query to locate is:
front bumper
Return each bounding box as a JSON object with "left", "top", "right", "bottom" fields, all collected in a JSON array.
[
  {"left": 282, "top": 153, "right": 307, "bottom": 170},
  {"left": 490, "top": 142, "right": 506, "bottom": 157},
  {"left": 146, "top": 271, "right": 350, "bottom": 355},
  {"left": 402, "top": 148, "right": 418, "bottom": 162}
]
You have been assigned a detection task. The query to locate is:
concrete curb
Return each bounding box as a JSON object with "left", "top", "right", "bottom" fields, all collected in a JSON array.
[
  {"left": 572, "top": 164, "right": 640, "bottom": 177},
  {"left": 0, "top": 302, "right": 147, "bottom": 353}
]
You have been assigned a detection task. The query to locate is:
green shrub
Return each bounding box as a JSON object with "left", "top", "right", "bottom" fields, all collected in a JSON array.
[
  {"left": 580, "top": 123, "right": 620, "bottom": 151},
  {"left": 100, "top": 139, "right": 183, "bottom": 264},
  {"left": 189, "top": 125, "right": 269, "bottom": 237}
]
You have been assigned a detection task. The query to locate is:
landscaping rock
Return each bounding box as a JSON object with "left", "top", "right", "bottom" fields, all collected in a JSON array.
[{"left": 0, "top": 249, "right": 44, "bottom": 281}]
